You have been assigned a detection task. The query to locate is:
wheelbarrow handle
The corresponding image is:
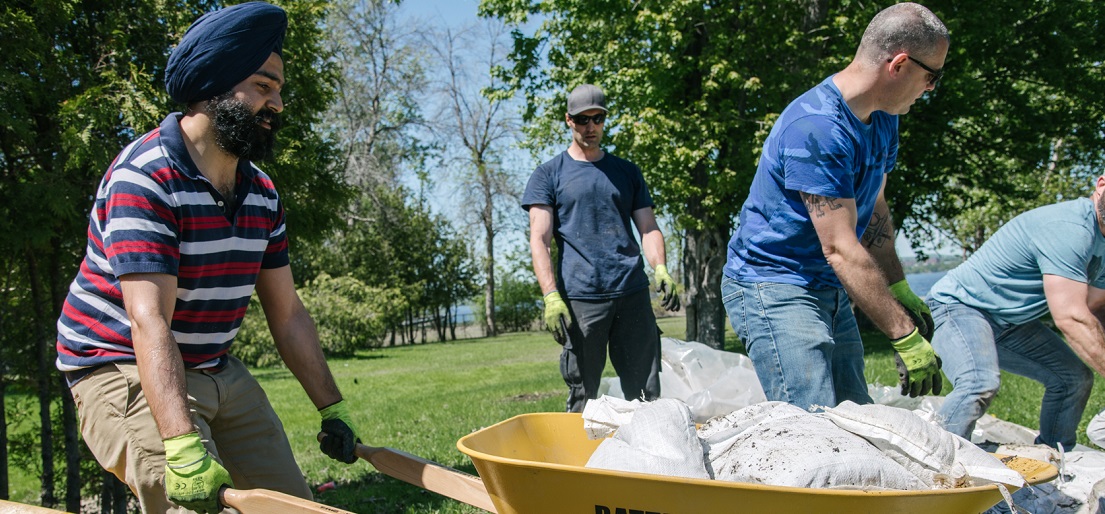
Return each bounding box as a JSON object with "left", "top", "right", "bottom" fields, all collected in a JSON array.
[
  {"left": 317, "top": 433, "right": 498, "bottom": 512},
  {"left": 219, "top": 486, "right": 355, "bottom": 513}
]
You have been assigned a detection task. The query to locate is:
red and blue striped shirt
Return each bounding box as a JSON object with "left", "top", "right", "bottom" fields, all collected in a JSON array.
[{"left": 56, "top": 113, "right": 289, "bottom": 382}]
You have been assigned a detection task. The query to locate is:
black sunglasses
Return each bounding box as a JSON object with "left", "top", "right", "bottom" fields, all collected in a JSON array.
[
  {"left": 570, "top": 113, "right": 606, "bottom": 125},
  {"left": 898, "top": 55, "right": 944, "bottom": 86}
]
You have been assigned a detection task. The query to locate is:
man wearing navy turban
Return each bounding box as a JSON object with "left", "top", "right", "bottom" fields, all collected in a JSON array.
[{"left": 56, "top": 3, "right": 361, "bottom": 512}]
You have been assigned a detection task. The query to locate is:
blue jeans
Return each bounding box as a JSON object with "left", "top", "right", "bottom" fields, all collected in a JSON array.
[
  {"left": 927, "top": 299, "right": 1093, "bottom": 449},
  {"left": 722, "top": 276, "right": 872, "bottom": 411}
]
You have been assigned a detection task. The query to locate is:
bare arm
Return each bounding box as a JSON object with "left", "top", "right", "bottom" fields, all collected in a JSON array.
[
  {"left": 802, "top": 191, "right": 913, "bottom": 340},
  {"left": 255, "top": 265, "right": 343, "bottom": 409},
  {"left": 862, "top": 192, "right": 907, "bottom": 285},
  {"left": 529, "top": 205, "right": 559, "bottom": 295},
  {"left": 632, "top": 207, "right": 667, "bottom": 269},
  {"left": 119, "top": 273, "right": 194, "bottom": 439},
  {"left": 1044, "top": 274, "right": 1105, "bottom": 376}
]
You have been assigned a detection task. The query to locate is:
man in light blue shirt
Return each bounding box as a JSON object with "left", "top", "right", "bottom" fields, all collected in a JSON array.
[{"left": 928, "top": 177, "right": 1105, "bottom": 449}]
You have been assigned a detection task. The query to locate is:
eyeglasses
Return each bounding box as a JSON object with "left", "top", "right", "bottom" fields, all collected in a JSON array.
[
  {"left": 904, "top": 55, "right": 944, "bottom": 86},
  {"left": 570, "top": 113, "right": 606, "bottom": 125}
]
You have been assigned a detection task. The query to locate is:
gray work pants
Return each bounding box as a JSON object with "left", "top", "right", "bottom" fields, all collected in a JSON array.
[{"left": 561, "top": 288, "right": 661, "bottom": 412}]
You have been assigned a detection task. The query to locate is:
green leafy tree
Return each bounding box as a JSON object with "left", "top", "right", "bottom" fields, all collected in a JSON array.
[
  {"left": 0, "top": 0, "right": 345, "bottom": 507},
  {"left": 480, "top": 0, "right": 858, "bottom": 348},
  {"left": 481, "top": 0, "right": 1105, "bottom": 348},
  {"left": 897, "top": 0, "right": 1105, "bottom": 257}
]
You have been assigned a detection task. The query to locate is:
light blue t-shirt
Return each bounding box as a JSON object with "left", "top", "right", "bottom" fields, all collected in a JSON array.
[
  {"left": 723, "top": 75, "right": 899, "bottom": 288},
  {"left": 930, "top": 198, "right": 1105, "bottom": 325}
]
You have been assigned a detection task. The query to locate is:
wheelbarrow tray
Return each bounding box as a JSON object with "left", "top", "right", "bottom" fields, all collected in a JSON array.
[{"left": 457, "top": 412, "right": 1057, "bottom": 514}]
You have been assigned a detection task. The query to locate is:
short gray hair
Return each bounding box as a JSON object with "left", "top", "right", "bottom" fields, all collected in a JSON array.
[{"left": 857, "top": 3, "right": 949, "bottom": 65}]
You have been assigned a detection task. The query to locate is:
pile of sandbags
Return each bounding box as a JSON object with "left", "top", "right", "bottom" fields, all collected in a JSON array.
[{"left": 583, "top": 397, "right": 1023, "bottom": 491}]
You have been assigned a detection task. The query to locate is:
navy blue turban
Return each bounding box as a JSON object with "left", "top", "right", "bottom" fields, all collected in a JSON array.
[{"left": 165, "top": 2, "right": 287, "bottom": 104}]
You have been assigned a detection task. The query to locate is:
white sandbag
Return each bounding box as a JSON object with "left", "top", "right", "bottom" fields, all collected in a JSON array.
[
  {"left": 909, "top": 395, "right": 1040, "bottom": 445},
  {"left": 585, "top": 398, "right": 710, "bottom": 480},
  {"left": 595, "top": 338, "right": 765, "bottom": 423},
  {"left": 581, "top": 395, "right": 641, "bottom": 440},
  {"left": 823, "top": 401, "right": 1023, "bottom": 488},
  {"left": 1088, "top": 477, "right": 1105, "bottom": 514},
  {"left": 658, "top": 338, "right": 767, "bottom": 422},
  {"left": 701, "top": 401, "right": 924, "bottom": 490},
  {"left": 1088, "top": 409, "right": 1105, "bottom": 450}
]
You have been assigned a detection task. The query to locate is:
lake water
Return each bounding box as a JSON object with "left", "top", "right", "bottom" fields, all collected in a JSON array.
[
  {"left": 904, "top": 270, "right": 949, "bottom": 297},
  {"left": 451, "top": 270, "right": 949, "bottom": 325}
]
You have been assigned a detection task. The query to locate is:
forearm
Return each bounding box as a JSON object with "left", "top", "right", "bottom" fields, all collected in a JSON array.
[
  {"left": 1056, "top": 316, "right": 1105, "bottom": 377},
  {"left": 826, "top": 240, "right": 914, "bottom": 339},
  {"left": 640, "top": 229, "right": 666, "bottom": 269},
  {"left": 270, "top": 308, "right": 343, "bottom": 409},
  {"left": 133, "top": 324, "right": 195, "bottom": 439},
  {"left": 530, "top": 237, "right": 558, "bottom": 295},
  {"left": 862, "top": 197, "right": 906, "bottom": 284}
]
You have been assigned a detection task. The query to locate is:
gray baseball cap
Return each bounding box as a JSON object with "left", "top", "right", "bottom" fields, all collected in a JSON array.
[{"left": 567, "top": 84, "right": 607, "bottom": 115}]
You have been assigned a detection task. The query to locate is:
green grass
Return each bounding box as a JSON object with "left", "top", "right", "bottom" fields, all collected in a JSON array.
[{"left": 6, "top": 315, "right": 1105, "bottom": 512}]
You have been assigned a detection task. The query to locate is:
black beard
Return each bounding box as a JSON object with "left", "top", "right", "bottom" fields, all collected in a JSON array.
[{"left": 206, "top": 92, "right": 282, "bottom": 161}]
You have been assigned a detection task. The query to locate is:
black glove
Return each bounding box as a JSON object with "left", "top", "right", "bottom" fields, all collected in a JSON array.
[{"left": 319, "top": 418, "right": 359, "bottom": 464}]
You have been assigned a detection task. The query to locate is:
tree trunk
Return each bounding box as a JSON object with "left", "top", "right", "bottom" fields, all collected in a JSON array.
[
  {"left": 100, "top": 472, "right": 112, "bottom": 514},
  {"left": 100, "top": 471, "right": 130, "bottom": 514},
  {"left": 683, "top": 224, "right": 729, "bottom": 349},
  {"left": 113, "top": 475, "right": 128, "bottom": 514},
  {"left": 448, "top": 304, "right": 458, "bottom": 340},
  {"left": 27, "top": 251, "right": 57, "bottom": 508},
  {"left": 60, "top": 376, "right": 81, "bottom": 512},
  {"left": 483, "top": 189, "right": 497, "bottom": 338},
  {"left": 406, "top": 308, "right": 414, "bottom": 344},
  {"left": 0, "top": 378, "right": 7, "bottom": 501},
  {"left": 420, "top": 308, "right": 427, "bottom": 344}
]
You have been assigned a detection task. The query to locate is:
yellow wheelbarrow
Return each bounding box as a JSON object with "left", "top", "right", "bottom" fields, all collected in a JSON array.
[{"left": 457, "top": 412, "right": 1058, "bottom": 514}]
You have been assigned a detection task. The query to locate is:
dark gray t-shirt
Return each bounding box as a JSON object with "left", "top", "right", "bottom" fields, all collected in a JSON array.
[{"left": 522, "top": 151, "right": 653, "bottom": 299}]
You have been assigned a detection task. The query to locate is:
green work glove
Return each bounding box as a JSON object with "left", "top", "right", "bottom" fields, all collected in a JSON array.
[
  {"left": 543, "top": 291, "right": 570, "bottom": 345},
  {"left": 319, "top": 400, "right": 360, "bottom": 464},
  {"left": 889, "top": 279, "right": 934, "bottom": 340},
  {"left": 163, "top": 432, "right": 232, "bottom": 514},
  {"left": 891, "top": 328, "right": 943, "bottom": 398},
  {"left": 654, "top": 264, "right": 680, "bottom": 312}
]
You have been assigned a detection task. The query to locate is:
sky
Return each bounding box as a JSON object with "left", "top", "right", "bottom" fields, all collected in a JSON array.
[{"left": 401, "top": 0, "right": 482, "bottom": 27}]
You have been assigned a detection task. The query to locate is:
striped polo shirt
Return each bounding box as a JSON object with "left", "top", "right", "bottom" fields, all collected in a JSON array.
[{"left": 56, "top": 113, "right": 290, "bottom": 382}]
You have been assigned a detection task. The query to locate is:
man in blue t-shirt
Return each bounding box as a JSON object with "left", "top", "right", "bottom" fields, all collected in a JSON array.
[
  {"left": 523, "top": 84, "right": 680, "bottom": 413},
  {"left": 722, "top": 3, "right": 949, "bottom": 411},
  {"left": 927, "top": 180, "right": 1105, "bottom": 450}
]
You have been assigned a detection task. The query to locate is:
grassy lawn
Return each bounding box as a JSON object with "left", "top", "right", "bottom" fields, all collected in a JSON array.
[{"left": 6, "top": 315, "right": 1105, "bottom": 512}]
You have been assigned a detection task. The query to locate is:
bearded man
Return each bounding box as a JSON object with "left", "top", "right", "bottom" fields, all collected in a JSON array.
[{"left": 56, "top": 3, "right": 359, "bottom": 512}]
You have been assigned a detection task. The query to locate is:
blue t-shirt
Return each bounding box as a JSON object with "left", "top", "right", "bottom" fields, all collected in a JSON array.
[
  {"left": 521, "top": 151, "right": 653, "bottom": 299},
  {"left": 723, "top": 75, "right": 899, "bottom": 289},
  {"left": 930, "top": 198, "right": 1105, "bottom": 325}
]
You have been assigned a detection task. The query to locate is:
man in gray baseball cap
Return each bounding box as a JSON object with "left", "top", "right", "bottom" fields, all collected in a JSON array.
[
  {"left": 566, "top": 83, "right": 607, "bottom": 115},
  {"left": 522, "top": 83, "right": 679, "bottom": 412}
]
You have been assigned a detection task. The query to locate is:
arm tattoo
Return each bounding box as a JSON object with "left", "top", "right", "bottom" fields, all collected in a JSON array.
[
  {"left": 862, "top": 211, "right": 893, "bottom": 249},
  {"left": 801, "top": 193, "right": 844, "bottom": 218}
]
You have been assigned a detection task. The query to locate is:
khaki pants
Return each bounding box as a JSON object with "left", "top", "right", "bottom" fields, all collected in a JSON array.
[{"left": 70, "top": 356, "right": 312, "bottom": 513}]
